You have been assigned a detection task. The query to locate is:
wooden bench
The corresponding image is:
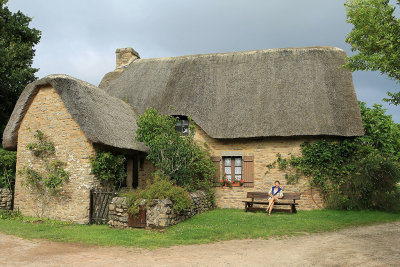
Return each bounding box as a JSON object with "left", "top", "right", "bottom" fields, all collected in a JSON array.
[{"left": 242, "top": 192, "right": 300, "bottom": 214}]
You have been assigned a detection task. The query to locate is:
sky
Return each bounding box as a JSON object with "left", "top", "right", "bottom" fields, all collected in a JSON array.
[{"left": 7, "top": 0, "right": 399, "bottom": 123}]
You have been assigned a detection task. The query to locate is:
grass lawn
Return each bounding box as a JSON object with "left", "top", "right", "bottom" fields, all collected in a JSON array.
[{"left": 0, "top": 209, "right": 399, "bottom": 249}]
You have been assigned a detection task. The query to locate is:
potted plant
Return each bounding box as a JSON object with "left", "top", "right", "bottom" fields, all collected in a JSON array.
[{"left": 220, "top": 174, "right": 232, "bottom": 187}]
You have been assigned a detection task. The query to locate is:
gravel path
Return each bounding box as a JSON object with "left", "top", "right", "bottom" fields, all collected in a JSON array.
[{"left": 0, "top": 222, "right": 399, "bottom": 266}]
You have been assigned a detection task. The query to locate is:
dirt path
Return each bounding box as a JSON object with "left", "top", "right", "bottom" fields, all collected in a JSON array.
[{"left": 0, "top": 222, "right": 399, "bottom": 267}]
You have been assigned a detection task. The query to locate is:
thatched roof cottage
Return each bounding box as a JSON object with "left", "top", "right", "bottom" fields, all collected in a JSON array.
[{"left": 3, "top": 46, "right": 364, "bottom": 222}]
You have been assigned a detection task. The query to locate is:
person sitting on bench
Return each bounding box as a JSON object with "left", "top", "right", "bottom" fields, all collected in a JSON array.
[{"left": 267, "top": 180, "right": 283, "bottom": 216}]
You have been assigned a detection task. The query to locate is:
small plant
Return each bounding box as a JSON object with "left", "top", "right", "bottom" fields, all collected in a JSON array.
[
  {"left": 220, "top": 174, "right": 232, "bottom": 187},
  {"left": 0, "top": 209, "right": 21, "bottom": 220},
  {"left": 25, "top": 130, "right": 55, "bottom": 158}
]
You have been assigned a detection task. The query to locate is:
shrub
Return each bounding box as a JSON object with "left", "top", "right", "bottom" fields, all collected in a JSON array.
[
  {"left": 338, "top": 153, "right": 400, "bottom": 211},
  {"left": 136, "top": 108, "right": 215, "bottom": 193},
  {"left": 124, "top": 173, "right": 192, "bottom": 215},
  {"left": 90, "top": 149, "right": 126, "bottom": 190},
  {"left": 267, "top": 102, "right": 400, "bottom": 211},
  {"left": 0, "top": 148, "right": 16, "bottom": 190}
]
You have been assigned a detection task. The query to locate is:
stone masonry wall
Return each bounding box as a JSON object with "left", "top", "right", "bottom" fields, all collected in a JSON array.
[
  {"left": 193, "top": 125, "right": 324, "bottom": 210},
  {"left": 109, "top": 190, "right": 212, "bottom": 229},
  {"left": 0, "top": 188, "right": 13, "bottom": 210},
  {"left": 15, "top": 85, "right": 99, "bottom": 223}
]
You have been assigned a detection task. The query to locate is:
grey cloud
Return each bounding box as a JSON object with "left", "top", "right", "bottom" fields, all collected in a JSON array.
[{"left": 7, "top": 0, "right": 399, "bottom": 122}]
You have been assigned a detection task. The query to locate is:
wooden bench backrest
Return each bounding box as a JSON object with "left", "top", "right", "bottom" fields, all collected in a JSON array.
[
  {"left": 282, "top": 193, "right": 301, "bottom": 200},
  {"left": 247, "top": 192, "right": 268, "bottom": 199},
  {"left": 246, "top": 192, "right": 300, "bottom": 200}
]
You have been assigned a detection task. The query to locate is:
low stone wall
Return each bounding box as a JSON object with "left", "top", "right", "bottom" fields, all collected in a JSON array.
[
  {"left": 109, "top": 190, "right": 212, "bottom": 229},
  {"left": 0, "top": 188, "right": 13, "bottom": 210},
  {"left": 108, "top": 197, "right": 129, "bottom": 228}
]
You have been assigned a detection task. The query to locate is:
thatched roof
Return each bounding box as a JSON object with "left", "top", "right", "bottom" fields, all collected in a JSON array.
[
  {"left": 100, "top": 46, "right": 364, "bottom": 139},
  {"left": 2, "top": 75, "right": 147, "bottom": 152}
]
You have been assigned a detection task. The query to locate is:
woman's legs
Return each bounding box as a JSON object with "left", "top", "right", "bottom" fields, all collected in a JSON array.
[
  {"left": 268, "top": 198, "right": 276, "bottom": 215},
  {"left": 267, "top": 198, "right": 274, "bottom": 211}
]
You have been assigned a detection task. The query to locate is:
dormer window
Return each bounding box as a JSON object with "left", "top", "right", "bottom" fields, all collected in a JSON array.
[{"left": 174, "top": 116, "right": 189, "bottom": 136}]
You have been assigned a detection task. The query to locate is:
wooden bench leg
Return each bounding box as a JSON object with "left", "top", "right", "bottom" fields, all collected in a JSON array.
[{"left": 244, "top": 202, "right": 248, "bottom": 212}]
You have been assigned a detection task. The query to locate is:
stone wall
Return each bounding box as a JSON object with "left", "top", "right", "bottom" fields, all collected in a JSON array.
[
  {"left": 109, "top": 190, "right": 212, "bottom": 229},
  {"left": 15, "top": 85, "right": 99, "bottom": 223},
  {"left": 0, "top": 188, "right": 13, "bottom": 210},
  {"left": 193, "top": 125, "right": 324, "bottom": 210}
]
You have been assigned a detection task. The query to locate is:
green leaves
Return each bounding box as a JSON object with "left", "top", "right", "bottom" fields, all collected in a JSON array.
[
  {"left": 19, "top": 130, "right": 69, "bottom": 196},
  {"left": 90, "top": 150, "right": 126, "bottom": 190},
  {"left": 345, "top": 0, "right": 400, "bottom": 105},
  {"left": 136, "top": 108, "right": 215, "bottom": 192},
  {"left": 0, "top": 0, "right": 41, "bottom": 140},
  {"left": 26, "top": 130, "right": 55, "bottom": 158},
  {"left": 269, "top": 102, "right": 400, "bottom": 211},
  {"left": 124, "top": 174, "right": 192, "bottom": 215},
  {"left": 0, "top": 148, "right": 16, "bottom": 190}
]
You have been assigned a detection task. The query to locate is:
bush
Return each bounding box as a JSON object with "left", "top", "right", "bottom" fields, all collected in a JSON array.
[
  {"left": 267, "top": 102, "right": 400, "bottom": 211},
  {"left": 337, "top": 153, "right": 400, "bottom": 211},
  {"left": 0, "top": 148, "right": 16, "bottom": 190},
  {"left": 124, "top": 173, "right": 192, "bottom": 215},
  {"left": 90, "top": 149, "right": 126, "bottom": 190},
  {"left": 136, "top": 108, "right": 215, "bottom": 193}
]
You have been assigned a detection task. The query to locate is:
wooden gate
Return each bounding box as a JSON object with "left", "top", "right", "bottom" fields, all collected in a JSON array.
[{"left": 90, "top": 189, "right": 115, "bottom": 224}]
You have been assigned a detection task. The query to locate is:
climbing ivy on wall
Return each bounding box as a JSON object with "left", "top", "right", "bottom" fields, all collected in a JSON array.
[
  {"left": 18, "top": 130, "right": 69, "bottom": 217},
  {"left": 267, "top": 102, "right": 400, "bottom": 211}
]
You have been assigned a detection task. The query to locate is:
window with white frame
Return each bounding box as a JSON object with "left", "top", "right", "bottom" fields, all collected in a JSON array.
[{"left": 223, "top": 156, "right": 242, "bottom": 181}]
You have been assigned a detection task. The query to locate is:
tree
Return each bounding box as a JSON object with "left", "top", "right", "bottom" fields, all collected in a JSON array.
[
  {"left": 0, "top": 0, "right": 41, "bottom": 141},
  {"left": 345, "top": 0, "right": 400, "bottom": 105},
  {"left": 136, "top": 108, "right": 215, "bottom": 192}
]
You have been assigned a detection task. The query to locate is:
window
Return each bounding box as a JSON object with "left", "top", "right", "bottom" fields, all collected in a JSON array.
[
  {"left": 223, "top": 156, "right": 242, "bottom": 181},
  {"left": 174, "top": 116, "right": 189, "bottom": 136}
]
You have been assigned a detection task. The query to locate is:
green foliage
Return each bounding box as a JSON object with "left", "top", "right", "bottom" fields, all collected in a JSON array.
[
  {"left": 0, "top": 148, "right": 16, "bottom": 190},
  {"left": 136, "top": 108, "right": 215, "bottom": 192},
  {"left": 358, "top": 102, "right": 400, "bottom": 158},
  {"left": 0, "top": 209, "right": 21, "bottom": 220},
  {"left": 0, "top": 0, "right": 41, "bottom": 138},
  {"left": 337, "top": 152, "right": 400, "bottom": 211},
  {"left": 25, "top": 130, "right": 55, "bottom": 158},
  {"left": 90, "top": 149, "right": 126, "bottom": 190},
  {"left": 124, "top": 173, "right": 192, "bottom": 215},
  {"left": 344, "top": 0, "right": 400, "bottom": 105},
  {"left": 19, "top": 130, "right": 69, "bottom": 217},
  {"left": 267, "top": 102, "right": 400, "bottom": 211}
]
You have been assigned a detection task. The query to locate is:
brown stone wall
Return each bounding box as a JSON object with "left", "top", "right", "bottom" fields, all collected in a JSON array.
[
  {"left": 15, "top": 85, "right": 99, "bottom": 223},
  {"left": 0, "top": 188, "right": 13, "bottom": 210},
  {"left": 194, "top": 125, "right": 324, "bottom": 210}
]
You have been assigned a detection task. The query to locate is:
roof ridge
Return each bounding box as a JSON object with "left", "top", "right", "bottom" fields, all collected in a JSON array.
[{"left": 134, "top": 46, "right": 344, "bottom": 62}]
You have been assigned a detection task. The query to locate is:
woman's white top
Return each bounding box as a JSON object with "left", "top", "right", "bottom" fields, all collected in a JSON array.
[{"left": 268, "top": 186, "right": 283, "bottom": 201}]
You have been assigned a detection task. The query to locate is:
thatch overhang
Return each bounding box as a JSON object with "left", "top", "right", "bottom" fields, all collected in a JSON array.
[
  {"left": 101, "top": 46, "right": 364, "bottom": 139},
  {"left": 2, "top": 74, "right": 147, "bottom": 152}
]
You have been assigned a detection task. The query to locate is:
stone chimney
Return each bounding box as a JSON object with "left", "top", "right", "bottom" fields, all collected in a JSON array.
[{"left": 115, "top": 47, "right": 140, "bottom": 69}]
